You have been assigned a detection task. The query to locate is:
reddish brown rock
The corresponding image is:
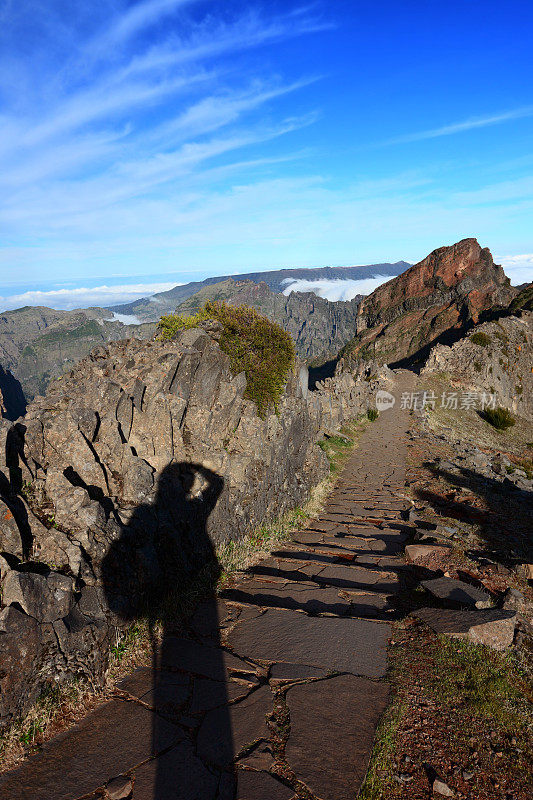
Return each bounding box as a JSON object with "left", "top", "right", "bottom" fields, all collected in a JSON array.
[
  {"left": 342, "top": 238, "right": 514, "bottom": 368},
  {"left": 404, "top": 543, "right": 452, "bottom": 564}
]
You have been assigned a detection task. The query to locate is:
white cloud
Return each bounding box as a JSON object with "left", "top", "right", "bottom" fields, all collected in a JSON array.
[
  {"left": 111, "top": 312, "right": 143, "bottom": 325},
  {"left": 384, "top": 105, "right": 533, "bottom": 145},
  {"left": 0, "top": 282, "right": 178, "bottom": 313},
  {"left": 282, "top": 275, "right": 393, "bottom": 301},
  {"left": 497, "top": 254, "right": 533, "bottom": 286}
]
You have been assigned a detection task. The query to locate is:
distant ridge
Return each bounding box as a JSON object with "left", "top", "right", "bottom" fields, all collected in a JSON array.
[{"left": 108, "top": 261, "right": 411, "bottom": 322}]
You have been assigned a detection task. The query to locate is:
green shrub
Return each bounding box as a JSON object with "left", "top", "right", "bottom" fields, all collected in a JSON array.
[
  {"left": 481, "top": 406, "right": 516, "bottom": 431},
  {"left": 470, "top": 331, "right": 492, "bottom": 347},
  {"left": 474, "top": 361, "right": 482, "bottom": 372},
  {"left": 367, "top": 408, "right": 379, "bottom": 421},
  {"left": 158, "top": 302, "right": 295, "bottom": 417}
]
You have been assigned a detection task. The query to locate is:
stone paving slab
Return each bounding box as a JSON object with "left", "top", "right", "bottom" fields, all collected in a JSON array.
[
  {"left": 188, "top": 676, "right": 257, "bottom": 715},
  {"left": 131, "top": 741, "right": 219, "bottom": 800},
  {"left": 284, "top": 674, "right": 390, "bottom": 800},
  {"left": 0, "top": 699, "right": 184, "bottom": 800},
  {"left": 159, "top": 637, "right": 258, "bottom": 680},
  {"left": 235, "top": 770, "right": 295, "bottom": 800},
  {"left": 196, "top": 685, "right": 273, "bottom": 767},
  {"left": 228, "top": 608, "right": 390, "bottom": 678},
  {"left": 222, "top": 581, "right": 352, "bottom": 616}
]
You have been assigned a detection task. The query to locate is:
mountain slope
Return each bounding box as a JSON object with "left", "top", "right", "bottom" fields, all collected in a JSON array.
[
  {"left": 0, "top": 306, "right": 154, "bottom": 418},
  {"left": 340, "top": 238, "right": 515, "bottom": 370},
  {"left": 174, "top": 278, "right": 363, "bottom": 362},
  {"left": 108, "top": 260, "right": 410, "bottom": 322}
]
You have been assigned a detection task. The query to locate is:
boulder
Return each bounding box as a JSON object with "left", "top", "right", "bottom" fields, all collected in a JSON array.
[
  {"left": 421, "top": 577, "right": 493, "bottom": 609},
  {"left": 0, "top": 498, "right": 23, "bottom": 558},
  {"left": 2, "top": 570, "right": 74, "bottom": 623},
  {"left": 413, "top": 607, "right": 516, "bottom": 651},
  {"left": 405, "top": 544, "right": 452, "bottom": 564}
]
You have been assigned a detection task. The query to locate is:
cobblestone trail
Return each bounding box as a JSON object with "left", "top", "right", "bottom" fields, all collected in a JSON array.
[{"left": 0, "top": 376, "right": 414, "bottom": 800}]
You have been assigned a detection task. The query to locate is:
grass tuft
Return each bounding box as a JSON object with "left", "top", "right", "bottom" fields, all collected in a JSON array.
[{"left": 481, "top": 406, "right": 516, "bottom": 430}]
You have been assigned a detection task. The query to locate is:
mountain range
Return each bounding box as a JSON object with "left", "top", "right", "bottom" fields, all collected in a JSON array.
[
  {"left": 0, "top": 260, "right": 410, "bottom": 419},
  {"left": 107, "top": 260, "right": 410, "bottom": 322}
]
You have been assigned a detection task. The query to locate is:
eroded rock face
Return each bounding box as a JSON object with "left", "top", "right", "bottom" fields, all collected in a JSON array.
[
  {"left": 342, "top": 238, "right": 515, "bottom": 369},
  {"left": 422, "top": 311, "right": 533, "bottom": 420},
  {"left": 0, "top": 326, "right": 327, "bottom": 729}
]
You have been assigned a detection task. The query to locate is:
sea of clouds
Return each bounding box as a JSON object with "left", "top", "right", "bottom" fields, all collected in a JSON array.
[
  {"left": 281, "top": 275, "right": 393, "bottom": 301},
  {"left": 0, "top": 282, "right": 178, "bottom": 313},
  {"left": 0, "top": 255, "right": 531, "bottom": 314}
]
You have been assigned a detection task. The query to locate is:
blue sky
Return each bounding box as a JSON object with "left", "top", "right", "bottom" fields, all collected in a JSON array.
[{"left": 1, "top": 0, "right": 533, "bottom": 310}]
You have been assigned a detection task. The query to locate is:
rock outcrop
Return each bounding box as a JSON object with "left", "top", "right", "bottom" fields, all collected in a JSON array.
[
  {"left": 0, "top": 326, "right": 327, "bottom": 729},
  {"left": 422, "top": 311, "right": 533, "bottom": 420},
  {"left": 175, "top": 278, "right": 363, "bottom": 362},
  {"left": 341, "top": 239, "right": 515, "bottom": 370},
  {"left": 0, "top": 306, "right": 154, "bottom": 418}
]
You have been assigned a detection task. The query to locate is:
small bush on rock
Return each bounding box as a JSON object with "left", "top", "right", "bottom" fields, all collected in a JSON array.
[
  {"left": 470, "top": 331, "right": 492, "bottom": 347},
  {"left": 367, "top": 408, "right": 379, "bottom": 421},
  {"left": 158, "top": 301, "right": 295, "bottom": 417},
  {"left": 481, "top": 406, "right": 516, "bottom": 430}
]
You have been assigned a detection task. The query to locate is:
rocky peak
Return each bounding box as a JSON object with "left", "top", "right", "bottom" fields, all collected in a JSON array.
[{"left": 342, "top": 238, "right": 515, "bottom": 369}]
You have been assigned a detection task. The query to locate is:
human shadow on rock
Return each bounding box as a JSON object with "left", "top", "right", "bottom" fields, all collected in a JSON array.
[{"left": 102, "top": 462, "right": 233, "bottom": 800}]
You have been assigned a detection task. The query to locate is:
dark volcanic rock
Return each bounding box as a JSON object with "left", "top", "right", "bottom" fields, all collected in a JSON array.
[
  {"left": 228, "top": 607, "right": 390, "bottom": 678},
  {"left": 0, "top": 606, "right": 43, "bottom": 727},
  {"left": 285, "top": 675, "right": 390, "bottom": 800},
  {"left": 0, "top": 326, "right": 327, "bottom": 730},
  {"left": 2, "top": 570, "right": 74, "bottom": 622}
]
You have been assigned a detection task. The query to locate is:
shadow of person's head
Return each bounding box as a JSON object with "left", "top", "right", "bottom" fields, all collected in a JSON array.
[{"left": 101, "top": 461, "right": 224, "bottom": 626}]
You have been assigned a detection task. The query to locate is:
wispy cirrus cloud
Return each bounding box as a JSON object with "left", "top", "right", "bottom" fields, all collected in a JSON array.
[
  {"left": 382, "top": 105, "right": 533, "bottom": 145},
  {"left": 0, "top": 1, "right": 328, "bottom": 277}
]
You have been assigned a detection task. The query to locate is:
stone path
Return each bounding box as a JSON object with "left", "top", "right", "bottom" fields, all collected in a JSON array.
[{"left": 0, "top": 379, "right": 413, "bottom": 800}]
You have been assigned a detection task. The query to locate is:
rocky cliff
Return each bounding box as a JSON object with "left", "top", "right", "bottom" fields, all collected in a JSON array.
[
  {"left": 422, "top": 311, "right": 533, "bottom": 420},
  {"left": 175, "top": 278, "right": 363, "bottom": 362},
  {"left": 341, "top": 238, "right": 515, "bottom": 370},
  {"left": 0, "top": 306, "right": 154, "bottom": 419},
  {"left": 0, "top": 326, "right": 327, "bottom": 729}
]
